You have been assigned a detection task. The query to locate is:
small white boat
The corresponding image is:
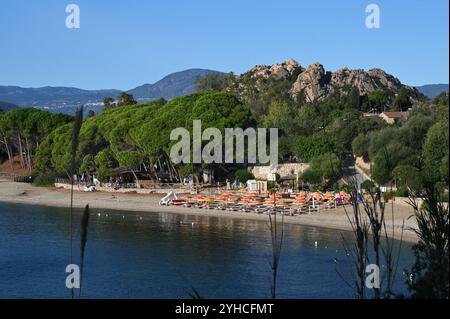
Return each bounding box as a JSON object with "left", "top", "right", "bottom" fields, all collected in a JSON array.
[{"left": 159, "top": 191, "right": 177, "bottom": 205}]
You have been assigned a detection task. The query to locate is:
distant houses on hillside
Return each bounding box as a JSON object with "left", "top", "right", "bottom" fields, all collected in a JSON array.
[{"left": 378, "top": 111, "right": 410, "bottom": 124}]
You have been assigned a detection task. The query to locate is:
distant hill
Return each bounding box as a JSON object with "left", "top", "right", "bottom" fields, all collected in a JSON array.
[
  {"left": 415, "top": 84, "right": 449, "bottom": 98},
  {"left": 0, "top": 86, "right": 120, "bottom": 113},
  {"left": 0, "top": 101, "right": 18, "bottom": 112},
  {"left": 127, "top": 69, "right": 222, "bottom": 102},
  {"left": 0, "top": 69, "right": 220, "bottom": 114}
]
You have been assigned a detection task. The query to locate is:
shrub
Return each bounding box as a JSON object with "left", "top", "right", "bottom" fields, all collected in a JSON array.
[
  {"left": 234, "top": 168, "right": 254, "bottom": 183},
  {"left": 33, "top": 174, "right": 56, "bottom": 187}
]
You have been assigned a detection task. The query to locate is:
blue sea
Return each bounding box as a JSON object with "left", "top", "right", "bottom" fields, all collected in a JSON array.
[{"left": 0, "top": 202, "right": 415, "bottom": 299}]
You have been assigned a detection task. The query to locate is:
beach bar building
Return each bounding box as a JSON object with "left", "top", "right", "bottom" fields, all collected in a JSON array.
[{"left": 251, "top": 163, "right": 309, "bottom": 191}]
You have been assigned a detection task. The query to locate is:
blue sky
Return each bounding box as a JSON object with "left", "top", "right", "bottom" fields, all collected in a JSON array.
[{"left": 0, "top": 0, "right": 448, "bottom": 90}]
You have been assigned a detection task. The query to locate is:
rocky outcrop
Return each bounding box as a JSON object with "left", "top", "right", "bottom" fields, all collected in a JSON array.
[
  {"left": 290, "top": 63, "right": 424, "bottom": 103},
  {"left": 290, "top": 62, "right": 332, "bottom": 102},
  {"left": 244, "top": 59, "right": 303, "bottom": 81},
  {"left": 237, "top": 59, "right": 426, "bottom": 104}
]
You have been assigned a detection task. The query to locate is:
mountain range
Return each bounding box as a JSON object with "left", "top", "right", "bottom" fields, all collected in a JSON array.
[
  {"left": 415, "top": 84, "right": 449, "bottom": 98},
  {"left": 0, "top": 69, "right": 219, "bottom": 114},
  {"left": 0, "top": 62, "right": 447, "bottom": 115},
  {"left": 0, "top": 86, "right": 120, "bottom": 114}
]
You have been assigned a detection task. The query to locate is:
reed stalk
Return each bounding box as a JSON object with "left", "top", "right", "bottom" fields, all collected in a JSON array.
[
  {"left": 79, "top": 204, "right": 90, "bottom": 298},
  {"left": 69, "top": 106, "right": 83, "bottom": 299}
]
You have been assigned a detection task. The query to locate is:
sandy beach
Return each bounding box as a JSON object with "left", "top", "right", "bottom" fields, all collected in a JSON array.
[{"left": 0, "top": 180, "right": 419, "bottom": 242}]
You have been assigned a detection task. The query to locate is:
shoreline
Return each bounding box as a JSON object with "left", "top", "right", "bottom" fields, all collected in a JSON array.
[{"left": 0, "top": 180, "right": 419, "bottom": 243}]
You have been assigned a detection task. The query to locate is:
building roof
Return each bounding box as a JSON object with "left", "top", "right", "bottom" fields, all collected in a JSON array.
[{"left": 380, "top": 111, "right": 408, "bottom": 118}]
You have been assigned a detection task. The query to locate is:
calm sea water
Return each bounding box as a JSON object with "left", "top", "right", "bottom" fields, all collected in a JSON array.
[{"left": 0, "top": 202, "right": 415, "bottom": 299}]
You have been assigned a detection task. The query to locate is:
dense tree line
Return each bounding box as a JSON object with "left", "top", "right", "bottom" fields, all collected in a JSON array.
[
  {"left": 34, "top": 92, "right": 255, "bottom": 183},
  {"left": 352, "top": 92, "right": 449, "bottom": 193},
  {"left": 0, "top": 108, "right": 72, "bottom": 171}
]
